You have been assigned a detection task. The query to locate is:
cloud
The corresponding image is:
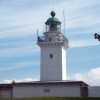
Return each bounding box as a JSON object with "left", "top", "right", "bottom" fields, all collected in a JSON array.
[
  {"left": 0, "top": 45, "right": 39, "bottom": 58},
  {"left": 71, "top": 67, "right": 100, "bottom": 86},
  {"left": 2, "top": 67, "right": 100, "bottom": 86},
  {"left": 0, "top": 0, "right": 100, "bottom": 39},
  {"left": 0, "top": 61, "right": 39, "bottom": 72},
  {"left": 69, "top": 39, "right": 100, "bottom": 48},
  {"left": 72, "top": 73, "right": 84, "bottom": 80},
  {"left": 88, "top": 68, "right": 100, "bottom": 81},
  {"left": 2, "top": 78, "right": 39, "bottom": 84}
]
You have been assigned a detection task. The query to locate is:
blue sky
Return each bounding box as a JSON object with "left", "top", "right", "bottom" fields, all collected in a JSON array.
[{"left": 0, "top": 0, "right": 100, "bottom": 85}]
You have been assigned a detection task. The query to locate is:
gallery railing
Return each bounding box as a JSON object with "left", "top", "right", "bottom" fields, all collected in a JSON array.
[{"left": 37, "top": 35, "right": 68, "bottom": 44}]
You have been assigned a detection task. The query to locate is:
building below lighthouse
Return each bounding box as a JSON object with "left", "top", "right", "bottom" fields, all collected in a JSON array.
[{"left": 0, "top": 11, "right": 100, "bottom": 99}]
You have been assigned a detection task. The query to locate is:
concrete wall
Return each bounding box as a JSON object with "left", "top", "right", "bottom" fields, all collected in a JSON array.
[
  {"left": 0, "top": 89, "right": 11, "bottom": 98},
  {"left": 40, "top": 42, "right": 68, "bottom": 81},
  {"left": 41, "top": 44, "right": 62, "bottom": 81},
  {"left": 13, "top": 84, "right": 81, "bottom": 98},
  {"left": 88, "top": 86, "right": 100, "bottom": 97}
]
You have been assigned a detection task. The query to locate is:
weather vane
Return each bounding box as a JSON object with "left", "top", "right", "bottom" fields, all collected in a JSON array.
[{"left": 94, "top": 33, "right": 100, "bottom": 41}]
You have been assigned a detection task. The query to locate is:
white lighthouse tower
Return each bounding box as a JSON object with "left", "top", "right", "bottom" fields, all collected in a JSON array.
[{"left": 37, "top": 11, "right": 69, "bottom": 81}]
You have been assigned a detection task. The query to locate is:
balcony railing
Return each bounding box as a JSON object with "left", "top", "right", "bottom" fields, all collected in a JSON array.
[
  {"left": 63, "top": 35, "right": 68, "bottom": 43},
  {"left": 37, "top": 35, "right": 68, "bottom": 44},
  {"left": 38, "top": 36, "right": 45, "bottom": 42}
]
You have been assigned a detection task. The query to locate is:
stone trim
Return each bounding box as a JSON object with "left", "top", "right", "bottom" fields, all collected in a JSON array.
[{"left": 37, "top": 42, "right": 69, "bottom": 49}]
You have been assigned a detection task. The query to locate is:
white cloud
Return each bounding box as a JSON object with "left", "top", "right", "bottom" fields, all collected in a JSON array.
[
  {"left": 88, "top": 68, "right": 100, "bottom": 81},
  {"left": 2, "top": 80, "right": 13, "bottom": 84},
  {"left": 71, "top": 67, "right": 100, "bottom": 86},
  {"left": 66, "top": 76, "right": 70, "bottom": 80},
  {"left": 0, "top": 61, "right": 39, "bottom": 72},
  {"left": 0, "top": 45, "right": 39, "bottom": 58},
  {"left": 2, "top": 78, "right": 38, "bottom": 84},
  {"left": 0, "top": 0, "right": 100, "bottom": 39},
  {"left": 3, "top": 67, "right": 100, "bottom": 86},
  {"left": 72, "top": 73, "right": 84, "bottom": 81},
  {"left": 23, "top": 78, "right": 38, "bottom": 82},
  {"left": 69, "top": 39, "right": 100, "bottom": 48}
]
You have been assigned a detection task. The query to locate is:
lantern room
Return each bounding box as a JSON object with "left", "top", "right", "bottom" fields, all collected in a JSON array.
[{"left": 45, "top": 11, "right": 61, "bottom": 32}]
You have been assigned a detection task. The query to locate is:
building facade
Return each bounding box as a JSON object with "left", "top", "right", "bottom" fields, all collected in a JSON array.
[{"left": 12, "top": 81, "right": 88, "bottom": 98}]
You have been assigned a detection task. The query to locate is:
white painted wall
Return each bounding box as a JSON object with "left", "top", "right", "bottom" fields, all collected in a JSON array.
[
  {"left": 39, "top": 42, "right": 68, "bottom": 81},
  {"left": 88, "top": 86, "right": 100, "bottom": 97},
  {"left": 62, "top": 47, "right": 67, "bottom": 80},
  {"left": 13, "top": 84, "right": 81, "bottom": 98},
  {"left": 41, "top": 44, "right": 62, "bottom": 81}
]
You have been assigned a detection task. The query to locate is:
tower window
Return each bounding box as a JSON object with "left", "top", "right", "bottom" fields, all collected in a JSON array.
[
  {"left": 49, "top": 38, "right": 52, "bottom": 41},
  {"left": 50, "top": 24, "right": 57, "bottom": 31},
  {"left": 50, "top": 54, "right": 53, "bottom": 58}
]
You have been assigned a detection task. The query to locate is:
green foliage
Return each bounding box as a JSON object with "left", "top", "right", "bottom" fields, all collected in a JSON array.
[
  {"left": 0, "top": 97, "right": 100, "bottom": 100},
  {"left": 94, "top": 33, "right": 100, "bottom": 41}
]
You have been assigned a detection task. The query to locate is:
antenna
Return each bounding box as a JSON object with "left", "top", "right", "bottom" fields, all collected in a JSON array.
[
  {"left": 63, "top": 11, "right": 66, "bottom": 35},
  {"left": 52, "top": 2, "right": 54, "bottom": 10},
  {"left": 43, "top": 24, "right": 44, "bottom": 33},
  {"left": 37, "top": 29, "right": 38, "bottom": 42},
  {"left": 51, "top": 0, "right": 54, "bottom": 10},
  {"left": 37, "top": 29, "right": 38, "bottom": 36}
]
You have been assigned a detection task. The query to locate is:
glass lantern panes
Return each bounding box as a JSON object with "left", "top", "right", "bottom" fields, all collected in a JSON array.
[{"left": 45, "top": 23, "right": 61, "bottom": 32}]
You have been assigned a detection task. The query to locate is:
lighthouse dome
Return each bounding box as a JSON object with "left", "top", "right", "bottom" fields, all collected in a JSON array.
[{"left": 45, "top": 11, "right": 61, "bottom": 24}]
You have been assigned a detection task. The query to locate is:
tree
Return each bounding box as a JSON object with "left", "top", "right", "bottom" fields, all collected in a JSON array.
[{"left": 94, "top": 33, "right": 100, "bottom": 41}]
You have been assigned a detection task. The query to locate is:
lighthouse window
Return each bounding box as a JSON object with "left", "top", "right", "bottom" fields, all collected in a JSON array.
[
  {"left": 50, "top": 24, "right": 57, "bottom": 31},
  {"left": 46, "top": 25, "right": 49, "bottom": 32},
  {"left": 49, "top": 38, "right": 52, "bottom": 41},
  {"left": 50, "top": 54, "right": 53, "bottom": 58}
]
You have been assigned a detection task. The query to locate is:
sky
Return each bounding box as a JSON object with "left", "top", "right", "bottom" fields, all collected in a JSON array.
[{"left": 0, "top": 0, "right": 100, "bottom": 86}]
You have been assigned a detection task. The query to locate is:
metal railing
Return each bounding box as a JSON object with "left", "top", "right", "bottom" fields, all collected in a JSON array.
[
  {"left": 38, "top": 36, "right": 46, "bottom": 42},
  {"left": 37, "top": 35, "right": 68, "bottom": 44},
  {"left": 63, "top": 35, "right": 68, "bottom": 43}
]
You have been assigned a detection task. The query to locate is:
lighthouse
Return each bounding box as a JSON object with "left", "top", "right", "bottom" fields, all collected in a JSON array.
[
  {"left": 0, "top": 11, "right": 90, "bottom": 99},
  {"left": 37, "top": 11, "right": 69, "bottom": 81}
]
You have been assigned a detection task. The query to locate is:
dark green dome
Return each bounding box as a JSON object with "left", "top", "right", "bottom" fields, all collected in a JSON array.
[
  {"left": 46, "top": 17, "right": 61, "bottom": 23},
  {"left": 46, "top": 11, "right": 61, "bottom": 23},
  {"left": 51, "top": 11, "right": 56, "bottom": 17}
]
